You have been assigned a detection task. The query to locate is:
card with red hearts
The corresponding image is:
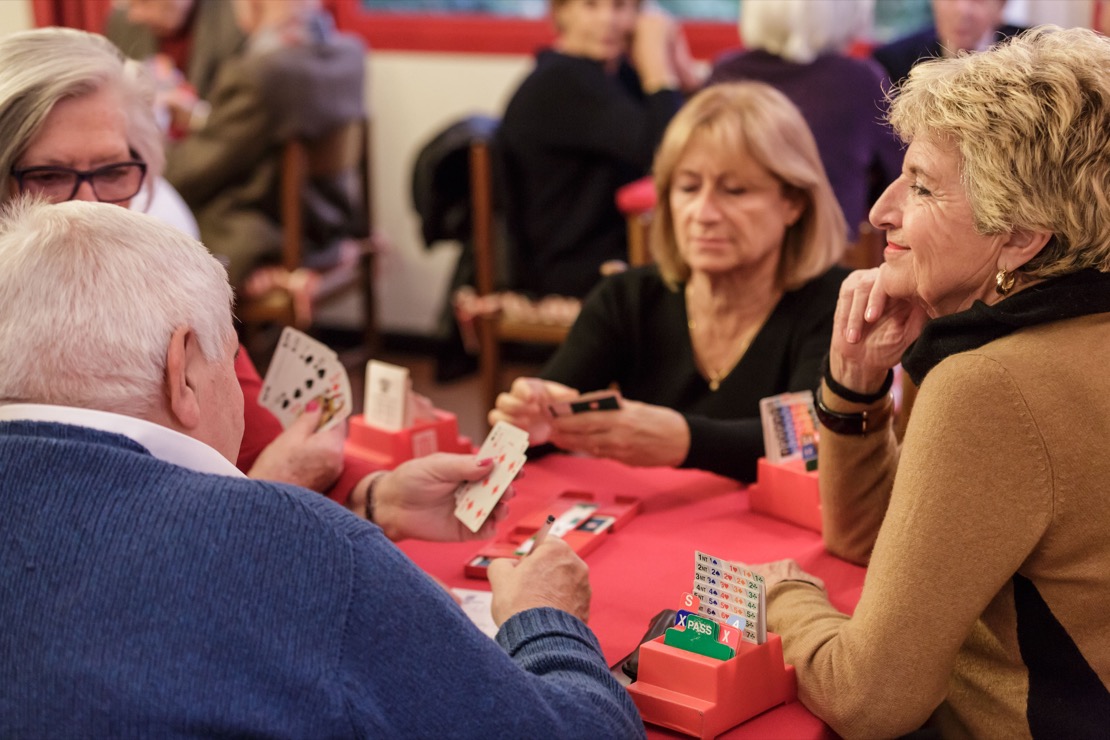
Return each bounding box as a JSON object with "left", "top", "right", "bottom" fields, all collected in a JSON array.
[{"left": 453, "top": 421, "right": 529, "bottom": 534}]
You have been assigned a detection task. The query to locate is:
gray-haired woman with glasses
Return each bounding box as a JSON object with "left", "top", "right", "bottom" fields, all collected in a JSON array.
[
  {"left": 11, "top": 159, "right": 148, "bottom": 204},
  {"left": 0, "top": 26, "right": 368, "bottom": 502},
  {"left": 0, "top": 29, "right": 162, "bottom": 209}
]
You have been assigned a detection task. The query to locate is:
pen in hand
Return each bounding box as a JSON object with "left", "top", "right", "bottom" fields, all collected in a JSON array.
[{"left": 529, "top": 514, "right": 556, "bottom": 555}]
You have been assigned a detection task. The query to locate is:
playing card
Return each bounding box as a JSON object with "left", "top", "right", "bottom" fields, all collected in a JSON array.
[
  {"left": 364, "top": 360, "right": 410, "bottom": 431},
  {"left": 548, "top": 390, "right": 621, "bottom": 417},
  {"left": 454, "top": 422, "right": 529, "bottom": 534},
  {"left": 259, "top": 327, "right": 351, "bottom": 431}
]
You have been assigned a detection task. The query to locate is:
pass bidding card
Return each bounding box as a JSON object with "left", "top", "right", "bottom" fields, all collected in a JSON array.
[
  {"left": 259, "top": 327, "right": 352, "bottom": 432},
  {"left": 453, "top": 422, "right": 529, "bottom": 534}
]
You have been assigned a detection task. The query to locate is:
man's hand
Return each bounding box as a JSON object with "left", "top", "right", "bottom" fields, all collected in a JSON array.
[
  {"left": 487, "top": 538, "right": 591, "bottom": 626},
  {"left": 367, "top": 454, "right": 512, "bottom": 542},
  {"left": 549, "top": 398, "right": 690, "bottom": 468},
  {"left": 247, "top": 404, "right": 344, "bottom": 492},
  {"left": 488, "top": 377, "right": 578, "bottom": 445}
]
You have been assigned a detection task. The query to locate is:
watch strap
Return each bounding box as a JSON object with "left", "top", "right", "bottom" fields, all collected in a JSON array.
[{"left": 815, "top": 383, "right": 893, "bottom": 435}]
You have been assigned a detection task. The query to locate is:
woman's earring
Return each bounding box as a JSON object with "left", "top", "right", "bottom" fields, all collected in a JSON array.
[{"left": 995, "top": 267, "right": 1016, "bottom": 296}]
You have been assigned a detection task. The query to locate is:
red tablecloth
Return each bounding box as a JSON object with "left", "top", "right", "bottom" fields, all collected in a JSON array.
[{"left": 398, "top": 454, "right": 865, "bottom": 739}]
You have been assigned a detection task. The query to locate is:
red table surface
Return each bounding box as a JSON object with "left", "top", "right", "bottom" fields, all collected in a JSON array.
[{"left": 398, "top": 454, "right": 865, "bottom": 739}]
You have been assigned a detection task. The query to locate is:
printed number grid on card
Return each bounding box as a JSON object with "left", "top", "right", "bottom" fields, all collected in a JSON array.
[
  {"left": 693, "top": 551, "right": 766, "bottom": 645},
  {"left": 758, "top": 391, "right": 819, "bottom": 464}
]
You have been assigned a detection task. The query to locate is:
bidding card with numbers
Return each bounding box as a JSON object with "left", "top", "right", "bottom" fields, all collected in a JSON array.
[
  {"left": 453, "top": 421, "right": 529, "bottom": 534},
  {"left": 693, "top": 551, "right": 766, "bottom": 645}
]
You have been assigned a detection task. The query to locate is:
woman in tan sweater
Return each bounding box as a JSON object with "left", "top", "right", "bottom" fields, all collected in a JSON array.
[{"left": 754, "top": 27, "right": 1110, "bottom": 737}]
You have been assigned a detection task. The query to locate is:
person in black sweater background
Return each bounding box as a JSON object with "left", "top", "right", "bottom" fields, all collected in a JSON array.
[
  {"left": 491, "top": 82, "right": 848, "bottom": 482},
  {"left": 497, "top": 0, "right": 700, "bottom": 299}
]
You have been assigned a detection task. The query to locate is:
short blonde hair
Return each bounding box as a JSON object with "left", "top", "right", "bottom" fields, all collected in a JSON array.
[
  {"left": 651, "top": 82, "right": 846, "bottom": 290},
  {"left": 740, "top": 0, "right": 873, "bottom": 64},
  {"left": 0, "top": 28, "right": 164, "bottom": 207},
  {"left": 890, "top": 26, "right": 1110, "bottom": 278}
]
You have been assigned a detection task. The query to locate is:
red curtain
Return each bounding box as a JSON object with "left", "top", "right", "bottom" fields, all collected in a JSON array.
[{"left": 31, "top": 0, "right": 114, "bottom": 32}]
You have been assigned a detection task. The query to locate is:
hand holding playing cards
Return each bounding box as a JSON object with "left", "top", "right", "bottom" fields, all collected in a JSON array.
[
  {"left": 369, "top": 454, "right": 512, "bottom": 542},
  {"left": 549, "top": 398, "right": 691, "bottom": 468},
  {"left": 247, "top": 402, "right": 345, "bottom": 492},
  {"left": 488, "top": 377, "right": 578, "bottom": 444},
  {"left": 747, "top": 559, "right": 825, "bottom": 593},
  {"left": 487, "top": 538, "right": 591, "bottom": 626}
]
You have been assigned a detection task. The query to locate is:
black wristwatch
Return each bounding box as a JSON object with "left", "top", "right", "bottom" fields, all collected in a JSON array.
[{"left": 814, "top": 384, "right": 892, "bottom": 435}]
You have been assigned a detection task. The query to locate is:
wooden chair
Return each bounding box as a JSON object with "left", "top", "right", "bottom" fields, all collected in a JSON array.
[
  {"left": 468, "top": 139, "right": 568, "bottom": 416},
  {"left": 238, "top": 119, "right": 377, "bottom": 358},
  {"left": 469, "top": 139, "right": 656, "bottom": 418}
]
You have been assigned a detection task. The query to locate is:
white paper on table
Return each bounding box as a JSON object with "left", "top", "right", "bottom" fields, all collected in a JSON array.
[{"left": 453, "top": 588, "right": 498, "bottom": 639}]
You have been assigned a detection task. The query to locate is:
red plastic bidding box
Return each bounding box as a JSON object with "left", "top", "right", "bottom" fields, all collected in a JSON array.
[
  {"left": 344, "top": 411, "right": 472, "bottom": 470},
  {"left": 747, "top": 457, "right": 822, "bottom": 533},
  {"left": 628, "top": 633, "right": 797, "bottom": 739},
  {"left": 464, "top": 490, "right": 641, "bottom": 579}
]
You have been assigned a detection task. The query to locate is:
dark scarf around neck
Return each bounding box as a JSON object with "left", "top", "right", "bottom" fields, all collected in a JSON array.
[{"left": 902, "top": 269, "right": 1110, "bottom": 385}]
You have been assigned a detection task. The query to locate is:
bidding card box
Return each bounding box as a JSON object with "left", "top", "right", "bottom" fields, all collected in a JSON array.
[
  {"left": 747, "top": 457, "right": 822, "bottom": 533},
  {"left": 464, "top": 490, "right": 641, "bottom": 579},
  {"left": 628, "top": 632, "right": 796, "bottom": 739},
  {"left": 345, "top": 411, "right": 471, "bottom": 470}
]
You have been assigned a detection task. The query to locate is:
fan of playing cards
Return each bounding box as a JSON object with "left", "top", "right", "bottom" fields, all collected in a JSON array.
[
  {"left": 259, "top": 327, "right": 353, "bottom": 432},
  {"left": 454, "top": 421, "right": 529, "bottom": 533}
]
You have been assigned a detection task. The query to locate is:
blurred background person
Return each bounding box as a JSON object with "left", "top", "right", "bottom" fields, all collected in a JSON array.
[
  {"left": 0, "top": 26, "right": 378, "bottom": 504},
  {"left": 872, "top": 0, "right": 1024, "bottom": 85},
  {"left": 105, "top": 0, "right": 243, "bottom": 134},
  {"left": 751, "top": 27, "right": 1110, "bottom": 737},
  {"left": 707, "top": 0, "right": 901, "bottom": 242},
  {"left": 497, "top": 0, "right": 700, "bottom": 301},
  {"left": 163, "top": 0, "right": 365, "bottom": 324},
  {"left": 492, "top": 82, "right": 846, "bottom": 483}
]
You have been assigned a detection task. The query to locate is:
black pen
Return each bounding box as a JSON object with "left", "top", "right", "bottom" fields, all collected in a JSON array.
[{"left": 529, "top": 514, "right": 556, "bottom": 555}]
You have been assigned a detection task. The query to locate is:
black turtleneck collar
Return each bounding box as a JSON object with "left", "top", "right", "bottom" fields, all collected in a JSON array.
[{"left": 902, "top": 269, "right": 1110, "bottom": 385}]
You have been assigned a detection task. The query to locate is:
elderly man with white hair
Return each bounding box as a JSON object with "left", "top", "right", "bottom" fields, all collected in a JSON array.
[{"left": 0, "top": 199, "right": 644, "bottom": 738}]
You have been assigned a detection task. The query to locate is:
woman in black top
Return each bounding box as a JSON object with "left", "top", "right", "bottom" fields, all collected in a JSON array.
[
  {"left": 498, "top": 0, "right": 698, "bottom": 298},
  {"left": 491, "top": 82, "right": 848, "bottom": 481}
]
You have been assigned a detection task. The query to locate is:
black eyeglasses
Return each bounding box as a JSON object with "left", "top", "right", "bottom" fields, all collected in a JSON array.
[{"left": 10, "top": 160, "right": 148, "bottom": 204}]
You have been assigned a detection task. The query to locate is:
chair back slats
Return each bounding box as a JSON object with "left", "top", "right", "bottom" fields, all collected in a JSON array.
[{"left": 469, "top": 139, "right": 497, "bottom": 297}]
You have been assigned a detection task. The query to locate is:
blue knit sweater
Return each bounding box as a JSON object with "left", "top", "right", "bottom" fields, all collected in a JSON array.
[{"left": 0, "top": 421, "right": 644, "bottom": 738}]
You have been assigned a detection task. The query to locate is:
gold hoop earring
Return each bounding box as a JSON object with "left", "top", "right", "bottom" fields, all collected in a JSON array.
[{"left": 995, "top": 268, "right": 1016, "bottom": 296}]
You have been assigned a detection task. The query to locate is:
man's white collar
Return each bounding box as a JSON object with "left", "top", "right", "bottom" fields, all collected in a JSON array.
[{"left": 0, "top": 404, "right": 244, "bottom": 478}]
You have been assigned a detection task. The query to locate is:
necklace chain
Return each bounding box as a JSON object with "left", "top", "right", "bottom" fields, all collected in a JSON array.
[
  {"left": 687, "top": 315, "right": 757, "bottom": 391},
  {"left": 686, "top": 283, "right": 775, "bottom": 392}
]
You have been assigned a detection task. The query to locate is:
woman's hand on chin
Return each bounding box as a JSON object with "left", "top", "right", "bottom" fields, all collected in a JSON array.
[
  {"left": 549, "top": 398, "right": 690, "bottom": 468},
  {"left": 830, "top": 268, "right": 929, "bottom": 394}
]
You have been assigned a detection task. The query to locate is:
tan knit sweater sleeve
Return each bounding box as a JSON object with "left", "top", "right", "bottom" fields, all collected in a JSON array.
[
  {"left": 816, "top": 379, "right": 900, "bottom": 565},
  {"left": 769, "top": 353, "right": 1052, "bottom": 738}
]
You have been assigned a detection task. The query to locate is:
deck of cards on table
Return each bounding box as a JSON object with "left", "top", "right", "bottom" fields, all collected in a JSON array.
[
  {"left": 259, "top": 327, "right": 352, "bottom": 432},
  {"left": 454, "top": 422, "right": 529, "bottom": 533}
]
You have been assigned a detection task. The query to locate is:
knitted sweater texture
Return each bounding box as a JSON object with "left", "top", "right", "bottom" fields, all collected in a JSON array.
[{"left": 0, "top": 421, "right": 643, "bottom": 738}]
